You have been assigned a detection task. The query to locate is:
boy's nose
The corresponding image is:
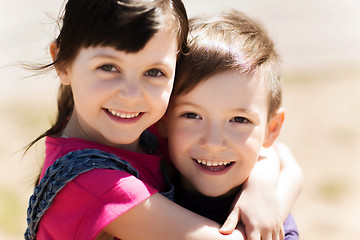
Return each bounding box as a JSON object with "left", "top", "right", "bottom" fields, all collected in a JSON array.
[{"left": 200, "top": 124, "right": 227, "bottom": 152}]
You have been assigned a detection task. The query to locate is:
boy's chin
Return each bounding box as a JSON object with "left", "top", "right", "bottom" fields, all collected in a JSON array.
[
  {"left": 195, "top": 187, "right": 229, "bottom": 198},
  {"left": 182, "top": 180, "right": 226, "bottom": 197}
]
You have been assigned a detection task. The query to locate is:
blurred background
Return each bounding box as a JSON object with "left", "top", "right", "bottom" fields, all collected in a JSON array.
[{"left": 0, "top": 0, "right": 359, "bottom": 239}]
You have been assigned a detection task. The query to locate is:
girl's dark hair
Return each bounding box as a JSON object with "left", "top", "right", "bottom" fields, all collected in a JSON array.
[{"left": 26, "top": 0, "right": 188, "bottom": 152}]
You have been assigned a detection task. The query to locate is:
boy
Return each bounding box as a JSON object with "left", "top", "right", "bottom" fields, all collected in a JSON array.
[{"left": 162, "top": 10, "right": 301, "bottom": 239}]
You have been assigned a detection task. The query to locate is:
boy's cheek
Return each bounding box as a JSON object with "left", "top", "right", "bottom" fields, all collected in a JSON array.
[{"left": 169, "top": 126, "right": 194, "bottom": 149}]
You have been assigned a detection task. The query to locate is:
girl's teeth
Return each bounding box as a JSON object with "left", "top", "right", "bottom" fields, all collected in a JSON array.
[
  {"left": 109, "top": 110, "right": 140, "bottom": 118},
  {"left": 196, "top": 159, "right": 231, "bottom": 166}
]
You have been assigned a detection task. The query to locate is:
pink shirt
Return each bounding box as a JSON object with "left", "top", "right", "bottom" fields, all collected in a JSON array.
[{"left": 36, "top": 136, "right": 165, "bottom": 239}]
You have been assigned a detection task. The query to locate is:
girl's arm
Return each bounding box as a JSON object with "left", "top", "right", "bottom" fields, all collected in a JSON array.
[
  {"left": 219, "top": 143, "right": 303, "bottom": 240},
  {"left": 275, "top": 143, "right": 304, "bottom": 219},
  {"left": 104, "top": 192, "right": 246, "bottom": 240}
]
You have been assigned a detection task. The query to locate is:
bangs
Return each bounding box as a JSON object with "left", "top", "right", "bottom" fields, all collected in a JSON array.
[{"left": 58, "top": 0, "right": 162, "bottom": 54}]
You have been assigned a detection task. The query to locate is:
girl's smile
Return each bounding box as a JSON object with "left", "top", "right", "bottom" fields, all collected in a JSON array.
[
  {"left": 106, "top": 109, "right": 141, "bottom": 119},
  {"left": 104, "top": 108, "right": 143, "bottom": 123}
]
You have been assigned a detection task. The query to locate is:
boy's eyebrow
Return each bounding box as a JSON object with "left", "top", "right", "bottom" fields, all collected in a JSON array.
[
  {"left": 172, "top": 100, "right": 198, "bottom": 108},
  {"left": 174, "top": 100, "right": 260, "bottom": 116},
  {"left": 233, "top": 107, "right": 256, "bottom": 114},
  {"left": 234, "top": 108, "right": 260, "bottom": 118}
]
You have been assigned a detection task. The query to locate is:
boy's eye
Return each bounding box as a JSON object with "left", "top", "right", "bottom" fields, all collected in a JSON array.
[
  {"left": 181, "top": 112, "right": 202, "bottom": 119},
  {"left": 98, "top": 64, "right": 118, "bottom": 72},
  {"left": 230, "top": 116, "right": 251, "bottom": 124},
  {"left": 145, "top": 69, "right": 165, "bottom": 77}
]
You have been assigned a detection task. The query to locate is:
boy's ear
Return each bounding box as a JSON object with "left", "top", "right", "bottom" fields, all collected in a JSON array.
[
  {"left": 263, "top": 108, "right": 285, "bottom": 148},
  {"left": 50, "top": 41, "right": 71, "bottom": 85}
]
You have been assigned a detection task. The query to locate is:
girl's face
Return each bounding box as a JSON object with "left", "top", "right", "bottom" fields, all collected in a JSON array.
[
  {"left": 59, "top": 30, "right": 178, "bottom": 151},
  {"left": 165, "top": 70, "right": 274, "bottom": 197}
]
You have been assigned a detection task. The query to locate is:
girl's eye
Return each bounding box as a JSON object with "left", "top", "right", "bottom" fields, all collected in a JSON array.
[
  {"left": 145, "top": 69, "right": 165, "bottom": 77},
  {"left": 230, "top": 116, "right": 251, "bottom": 124},
  {"left": 98, "top": 64, "right": 118, "bottom": 72},
  {"left": 181, "top": 112, "right": 202, "bottom": 119}
]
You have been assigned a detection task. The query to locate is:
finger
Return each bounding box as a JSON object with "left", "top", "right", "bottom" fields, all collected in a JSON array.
[
  {"left": 219, "top": 208, "right": 240, "bottom": 234},
  {"left": 279, "top": 226, "right": 285, "bottom": 240},
  {"left": 272, "top": 229, "right": 279, "bottom": 240},
  {"left": 260, "top": 231, "right": 272, "bottom": 240},
  {"left": 271, "top": 225, "right": 284, "bottom": 240}
]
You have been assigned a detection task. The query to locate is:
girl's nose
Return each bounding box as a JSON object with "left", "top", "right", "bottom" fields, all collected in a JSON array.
[{"left": 117, "top": 79, "right": 143, "bottom": 103}]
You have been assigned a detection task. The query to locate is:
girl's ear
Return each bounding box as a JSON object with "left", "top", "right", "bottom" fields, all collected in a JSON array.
[
  {"left": 50, "top": 41, "right": 71, "bottom": 85},
  {"left": 263, "top": 108, "right": 285, "bottom": 148}
]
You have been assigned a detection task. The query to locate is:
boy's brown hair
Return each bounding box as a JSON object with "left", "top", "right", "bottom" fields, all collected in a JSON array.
[{"left": 173, "top": 9, "right": 281, "bottom": 119}]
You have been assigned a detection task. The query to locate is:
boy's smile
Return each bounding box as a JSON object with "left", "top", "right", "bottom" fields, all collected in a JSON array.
[
  {"left": 192, "top": 157, "right": 235, "bottom": 176},
  {"left": 166, "top": 70, "right": 274, "bottom": 197},
  {"left": 193, "top": 158, "right": 234, "bottom": 169}
]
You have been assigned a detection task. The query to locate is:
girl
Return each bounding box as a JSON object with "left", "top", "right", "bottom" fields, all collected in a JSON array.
[{"left": 25, "top": 0, "right": 301, "bottom": 239}]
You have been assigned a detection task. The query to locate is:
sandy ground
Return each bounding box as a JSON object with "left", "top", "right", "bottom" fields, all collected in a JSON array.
[{"left": 1, "top": 1, "right": 360, "bottom": 239}]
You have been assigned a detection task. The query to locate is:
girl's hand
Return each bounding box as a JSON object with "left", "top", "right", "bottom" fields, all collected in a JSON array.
[
  {"left": 220, "top": 182, "right": 284, "bottom": 240},
  {"left": 219, "top": 147, "right": 285, "bottom": 240}
]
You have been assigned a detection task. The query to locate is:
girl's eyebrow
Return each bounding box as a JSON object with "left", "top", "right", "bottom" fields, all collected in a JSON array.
[
  {"left": 90, "top": 53, "right": 120, "bottom": 60},
  {"left": 90, "top": 53, "right": 173, "bottom": 68}
]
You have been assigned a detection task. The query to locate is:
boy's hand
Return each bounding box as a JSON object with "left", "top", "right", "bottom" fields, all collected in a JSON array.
[{"left": 219, "top": 147, "right": 285, "bottom": 240}]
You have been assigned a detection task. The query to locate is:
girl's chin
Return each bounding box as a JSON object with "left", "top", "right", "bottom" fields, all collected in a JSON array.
[{"left": 98, "top": 134, "right": 140, "bottom": 150}]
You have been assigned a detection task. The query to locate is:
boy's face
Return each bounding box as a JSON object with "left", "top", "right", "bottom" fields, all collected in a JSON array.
[
  {"left": 56, "top": 30, "right": 178, "bottom": 150},
  {"left": 166, "top": 70, "right": 275, "bottom": 197}
]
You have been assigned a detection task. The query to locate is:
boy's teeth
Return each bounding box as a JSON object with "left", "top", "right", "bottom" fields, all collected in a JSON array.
[
  {"left": 196, "top": 159, "right": 231, "bottom": 166},
  {"left": 109, "top": 110, "right": 140, "bottom": 118}
]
